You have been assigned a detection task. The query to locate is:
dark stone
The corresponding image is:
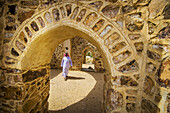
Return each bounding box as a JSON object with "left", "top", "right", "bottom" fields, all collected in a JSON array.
[
  {"left": 102, "top": 5, "right": 119, "bottom": 19},
  {"left": 158, "top": 26, "right": 170, "bottom": 39},
  {"left": 30, "top": 21, "right": 39, "bottom": 32},
  {"left": 60, "top": 7, "right": 66, "bottom": 18},
  {"left": 167, "top": 103, "right": 170, "bottom": 113},
  {"left": 22, "top": 68, "right": 47, "bottom": 83},
  {"left": 120, "top": 76, "right": 138, "bottom": 87},
  {"left": 66, "top": 4, "right": 72, "bottom": 16},
  {"left": 0, "top": 71, "right": 6, "bottom": 83},
  {"left": 141, "top": 98, "right": 160, "bottom": 113},
  {"left": 106, "top": 89, "right": 123, "bottom": 110},
  {"left": 126, "top": 96, "right": 136, "bottom": 102},
  {"left": 20, "top": 0, "right": 39, "bottom": 9},
  {"left": 23, "top": 96, "right": 41, "bottom": 113},
  {"left": 118, "top": 60, "right": 139, "bottom": 73},
  {"left": 163, "top": 4, "right": 170, "bottom": 19},
  {"left": 25, "top": 27, "right": 32, "bottom": 37},
  {"left": 18, "top": 10, "right": 35, "bottom": 24},
  {"left": 143, "top": 76, "right": 154, "bottom": 96},
  {"left": 6, "top": 0, "right": 19, "bottom": 3},
  {"left": 5, "top": 25, "right": 17, "bottom": 31},
  {"left": 7, "top": 5, "right": 17, "bottom": 15},
  {"left": 14, "top": 75, "right": 22, "bottom": 82},
  {"left": 0, "top": 107, "right": 12, "bottom": 113},
  {"left": 11, "top": 48, "right": 19, "bottom": 56},
  {"left": 126, "top": 103, "right": 136, "bottom": 112},
  {"left": 154, "top": 94, "right": 162, "bottom": 102},
  {"left": 1, "top": 85, "right": 24, "bottom": 100},
  {"left": 105, "top": 0, "right": 117, "bottom": 3},
  {"left": 89, "top": 1, "right": 103, "bottom": 10},
  {"left": 147, "top": 50, "right": 160, "bottom": 60},
  {"left": 71, "top": 7, "right": 79, "bottom": 19},
  {"left": 6, "top": 16, "right": 16, "bottom": 24}
]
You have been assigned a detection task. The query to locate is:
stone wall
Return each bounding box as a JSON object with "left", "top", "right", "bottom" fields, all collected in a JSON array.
[
  {"left": 71, "top": 37, "right": 104, "bottom": 72},
  {"left": 0, "top": 0, "right": 169, "bottom": 113},
  {"left": 50, "top": 44, "right": 64, "bottom": 69}
]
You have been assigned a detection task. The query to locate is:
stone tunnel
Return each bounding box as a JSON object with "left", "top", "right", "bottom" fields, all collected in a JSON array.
[{"left": 0, "top": 0, "right": 169, "bottom": 113}]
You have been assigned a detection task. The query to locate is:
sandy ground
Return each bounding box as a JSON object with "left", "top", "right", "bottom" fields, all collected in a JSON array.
[{"left": 48, "top": 69, "right": 104, "bottom": 113}]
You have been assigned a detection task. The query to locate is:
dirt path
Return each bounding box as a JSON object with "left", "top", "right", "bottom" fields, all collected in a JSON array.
[{"left": 48, "top": 69, "right": 104, "bottom": 113}]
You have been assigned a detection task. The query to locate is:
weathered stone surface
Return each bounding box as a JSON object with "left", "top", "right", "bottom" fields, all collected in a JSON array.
[
  {"left": 16, "top": 40, "right": 25, "bottom": 52},
  {"left": 53, "top": 9, "right": 60, "bottom": 21},
  {"left": 156, "top": 57, "right": 170, "bottom": 88},
  {"left": 113, "top": 51, "right": 131, "bottom": 64},
  {"left": 83, "top": 13, "right": 97, "bottom": 26},
  {"left": 102, "top": 5, "right": 119, "bottom": 19},
  {"left": 11, "top": 48, "right": 19, "bottom": 56},
  {"left": 66, "top": 4, "right": 71, "bottom": 16},
  {"left": 126, "top": 96, "right": 136, "bottom": 102},
  {"left": 133, "top": 74, "right": 140, "bottom": 80},
  {"left": 126, "top": 103, "right": 136, "bottom": 112},
  {"left": 31, "top": 21, "right": 39, "bottom": 32},
  {"left": 6, "top": 0, "right": 19, "bottom": 3},
  {"left": 22, "top": 68, "right": 47, "bottom": 83},
  {"left": 120, "top": 76, "right": 138, "bottom": 87},
  {"left": 18, "top": 10, "right": 35, "bottom": 24},
  {"left": 1, "top": 85, "right": 24, "bottom": 100},
  {"left": 128, "top": 34, "right": 140, "bottom": 40},
  {"left": 100, "top": 25, "right": 112, "bottom": 37},
  {"left": 37, "top": 17, "right": 45, "bottom": 27},
  {"left": 158, "top": 26, "right": 169, "bottom": 39},
  {"left": 71, "top": 7, "right": 79, "bottom": 19},
  {"left": 146, "top": 62, "right": 156, "bottom": 73},
  {"left": 118, "top": 60, "right": 139, "bottom": 73},
  {"left": 141, "top": 98, "right": 160, "bottom": 113},
  {"left": 154, "top": 94, "right": 162, "bottom": 102},
  {"left": 0, "top": 71, "right": 6, "bottom": 83},
  {"left": 19, "top": 32, "right": 27, "bottom": 43},
  {"left": 4, "top": 32, "right": 14, "bottom": 38},
  {"left": 149, "top": 0, "right": 168, "bottom": 18},
  {"left": 106, "top": 89, "right": 123, "bottom": 110},
  {"left": 122, "top": 5, "right": 136, "bottom": 14},
  {"left": 105, "top": 32, "right": 120, "bottom": 47},
  {"left": 105, "top": 0, "right": 117, "bottom": 3},
  {"left": 5, "top": 25, "right": 17, "bottom": 31},
  {"left": 25, "top": 27, "right": 32, "bottom": 37},
  {"left": 60, "top": 7, "right": 66, "bottom": 18},
  {"left": 163, "top": 4, "right": 170, "bottom": 19},
  {"left": 92, "top": 19, "right": 105, "bottom": 32},
  {"left": 45, "top": 12, "right": 52, "bottom": 23},
  {"left": 89, "top": 1, "right": 103, "bottom": 10},
  {"left": 134, "top": 42, "right": 143, "bottom": 53},
  {"left": 147, "top": 50, "right": 160, "bottom": 60},
  {"left": 7, "top": 5, "right": 17, "bottom": 15},
  {"left": 5, "top": 16, "right": 16, "bottom": 24},
  {"left": 125, "top": 13, "right": 144, "bottom": 31},
  {"left": 76, "top": 9, "right": 86, "bottom": 22},
  {"left": 109, "top": 42, "right": 126, "bottom": 53},
  {"left": 20, "top": 0, "right": 39, "bottom": 9},
  {"left": 23, "top": 95, "right": 41, "bottom": 113},
  {"left": 143, "top": 76, "right": 154, "bottom": 96}
]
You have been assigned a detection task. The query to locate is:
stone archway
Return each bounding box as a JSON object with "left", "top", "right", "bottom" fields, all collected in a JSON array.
[{"left": 2, "top": 1, "right": 169, "bottom": 113}]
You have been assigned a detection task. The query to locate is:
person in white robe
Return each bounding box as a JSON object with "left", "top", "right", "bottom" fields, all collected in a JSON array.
[{"left": 61, "top": 53, "right": 73, "bottom": 81}]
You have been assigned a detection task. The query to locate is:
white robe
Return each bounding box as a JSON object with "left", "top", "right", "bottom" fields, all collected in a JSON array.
[{"left": 61, "top": 56, "right": 73, "bottom": 77}]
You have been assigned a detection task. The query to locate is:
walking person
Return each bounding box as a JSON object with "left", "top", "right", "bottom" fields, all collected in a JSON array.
[{"left": 61, "top": 53, "right": 73, "bottom": 81}]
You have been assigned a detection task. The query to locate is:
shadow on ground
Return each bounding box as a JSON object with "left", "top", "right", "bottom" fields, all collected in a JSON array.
[{"left": 48, "top": 69, "right": 104, "bottom": 113}]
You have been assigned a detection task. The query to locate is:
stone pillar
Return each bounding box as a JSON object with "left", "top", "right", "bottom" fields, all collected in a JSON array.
[{"left": 0, "top": 66, "right": 50, "bottom": 113}]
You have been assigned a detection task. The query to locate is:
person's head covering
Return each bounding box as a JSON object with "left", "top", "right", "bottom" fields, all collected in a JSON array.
[{"left": 64, "top": 53, "right": 69, "bottom": 57}]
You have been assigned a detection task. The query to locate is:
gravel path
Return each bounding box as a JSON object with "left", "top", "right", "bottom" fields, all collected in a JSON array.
[{"left": 48, "top": 69, "right": 104, "bottom": 113}]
